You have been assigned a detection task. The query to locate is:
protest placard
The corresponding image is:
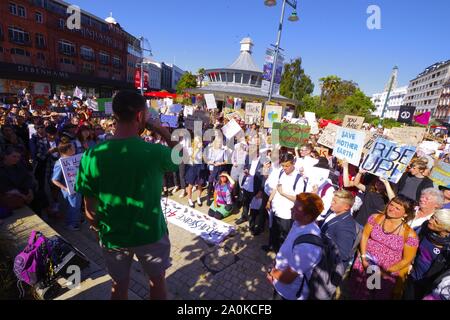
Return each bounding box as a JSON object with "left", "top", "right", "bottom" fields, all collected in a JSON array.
[
  {"left": 245, "top": 103, "right": 262, "bottom": 125},
  {"left": 360, "top": 138, "right": 417, "bottom": 183},
  {"left": 170, "top": 104, "right": 183, "bottom": 113},
  {"left": 387, "top": 127, "right": 426, "bottom": 146},
  {"left": 304, "top": 112, "right": 316, "bottom": 124},
  {"left": 222, "top": 119, "right": 243, "bottom": 139},
  {"left": 342, "top": 115, "right": 365, "bottom": 130},
  {"left": 333, "top": 127, "right": 366, "bottom": 166},
  {"left": 430, "top": 161, "right": 450, "bottom": 188},
  {"left": 264, "top": 105, "right": 283, "bottom": 128},
  {"left": 160, "top": 115, "right": 179, "bottom": 128},
  {"left": 362, "top": 131, "right": 386, "bottom": 154},
  {"left": 315, "top": 147, "right": 329, "bottom": 158},
  {"left": 97, "top": 98, "right": 113, "bottom": 115},
  {"left": 304, "top": 167, "right": 331, "bottom": 188},
  {"left": 317, "top": 123, "right": 340, "bottom": 149},
  {"left": 184, "top": 105, "right": 194, "bottom": 117},
  {"left": 60, "top": 153, "right": 83, "bottom": 195},
  {"left": 272, "top": 122, "right": 310, "bottom": 148},
  {"left": 204, "top": 94, "right": 217, "bottom": 110},
  {"left": 185, "top": 110, "right": 210, "bottom": 130},
  {"left": 234, "top": 98, "right": 242, "bottom": 110}
]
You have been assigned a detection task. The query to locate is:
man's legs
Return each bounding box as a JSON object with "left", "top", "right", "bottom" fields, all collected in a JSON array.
[{"left": 102, "top": 248, "right": 133, "bottom": 300}]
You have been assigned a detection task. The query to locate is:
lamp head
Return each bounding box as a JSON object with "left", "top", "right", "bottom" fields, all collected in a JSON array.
[
  {"left": 264, "top": 0, "right": 277, "bottom": 7},
  {"left": 288, "top": 11, "right": 299, "bottom": 22}
]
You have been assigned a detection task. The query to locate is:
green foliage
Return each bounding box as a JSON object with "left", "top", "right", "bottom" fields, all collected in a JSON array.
[
  {"left": 176, "top": 72, "right": 198, "bottom": 94},
  {"left": 338, "top": 89, "right": 375, "bottom": 117},
  {"left": 280, "top": 58, "right": 314, "bottom": 103}
]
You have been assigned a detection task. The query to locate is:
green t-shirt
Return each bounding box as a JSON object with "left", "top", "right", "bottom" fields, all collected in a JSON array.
[{"left": 75, "top": 137, "right": 178, "bottom": 249}]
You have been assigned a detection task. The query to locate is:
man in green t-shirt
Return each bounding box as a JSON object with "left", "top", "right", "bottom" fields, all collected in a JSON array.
[{"left": 75, "top": 91, "right": 178, "bottom": 300}]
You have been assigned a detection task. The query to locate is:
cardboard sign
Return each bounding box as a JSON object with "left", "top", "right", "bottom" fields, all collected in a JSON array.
[
  {"left": 204, "top": 94, "right": 217, "bottom": 110},
  {"left": 360, "top": 138, "right": 416, "bottom": 183},
  {"left": 304, "top": 112, "right": 316, "bottom": 125},
  {"left": 221, "top": 119, "right": 243, "bottom": 140},
  {"left": 272, "top": 122, "right": 310, "bottom": 148},
  {"left": 160, "top": 115, "right": 179, "bottom": 128},
  {"left": 185, "top": 111, "right": 210, "bottom": 130},
  {"left": 245, "top": 103, "right": 262, "bottom": 125},
  {"left": 388, "top": 127, "right": 426, "bottom": 146},
  {"left": 315, "top": 147, "right": 329, "bottom": 158},
  {"left": 184, "top": 105, "right": 194, "bottom": 117},
  {"left": 225, "top": 112, "right": 242, "bottom": 121},
  {"left": 333, "top": 127, "right": 366, "bottom": 166},
  {"left": 317, "top": 123, "right": 340, "bottom": 149},
  {"left": 430, "top": 161, "right": 450, "bottom": 188},
  {"left": 264, "top": 105, "right": 283, "bottom": 128},
  {"left": 342, "top": 115, "right": 365, "bottom": 130},
  {"left": 60, "top": 153, "right": 83, "bottom": 195},
  {"left": 362, "top": 131, "right": 386, "bottom": 154},
  {"left": 162, "top": 198, "right": 235, "bottom": 245},
  {"left": 310, "top": 121, "right": 320, "bottom": 135}
]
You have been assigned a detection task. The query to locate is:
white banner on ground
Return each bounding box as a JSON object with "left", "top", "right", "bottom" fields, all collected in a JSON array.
[
  {"left": 161, "top": 199, "right": 235, "bottom": 245},
  {"left": 60, "top": 153, "right": 83, "bottom": 195}
]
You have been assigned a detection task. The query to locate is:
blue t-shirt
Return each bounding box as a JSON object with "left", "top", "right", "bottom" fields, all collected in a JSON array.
[
  {"left": 443, "top": 202, "right": 450, "bottom": 210},
  {"left": 411, "top": 237, "right": 442, "bottom": 280},
  {"left": 52, "top": 160, "right": 69, "bottom": 197}
]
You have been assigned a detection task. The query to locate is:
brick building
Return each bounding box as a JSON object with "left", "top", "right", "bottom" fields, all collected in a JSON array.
[{"left": 0, "top": 0, "right": 140, "bottom": 99}]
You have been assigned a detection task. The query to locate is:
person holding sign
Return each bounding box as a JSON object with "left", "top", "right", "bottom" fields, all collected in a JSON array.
[
  {"left": 51, "top": 143, "right": 82, "bottom": 231},
  {"left": 396, "top": 159, "right": 434, "bottom": 203},
  {"left": 75, "top": 91, "right": 178, "bottom": 300}
]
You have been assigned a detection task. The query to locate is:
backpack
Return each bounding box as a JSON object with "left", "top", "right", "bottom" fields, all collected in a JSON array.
[
  {"left": 14, "top": 230, "right": 54, "bottom": 288},
  {"left": 292, "top": 233, "right": 346, "bottom": 300},
  {"left": 278, "top": 170, "right": 304, "bottom": 192}
]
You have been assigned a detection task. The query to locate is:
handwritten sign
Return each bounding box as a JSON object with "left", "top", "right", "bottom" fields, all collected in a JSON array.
[
  {"left": 304, "top": 112, "right": 316, "bottom": 125},
  {"left": 204, "top": 94, "right": 217, "bottom": 110},
  {"left": 333, "top": 127, "right": 366, "bottom": 166},
  {"left": 162, "top": 198, "right": 235, "bottom": 245},
  {"left": 315, "top": 147, "right": 329, "bottom": 158},
  {"left": 222, "top": 119, "right": 243, "bottom": 140},
  {"left": 245, "top": 103, "right": 262, "bottom": 125},
  {"left": 362, "top": 131, "right": 386, "bottom": 154},
  {"left": 343, "top": 115, "right": 365, "bottom": 130},
  {"left": 430, "top": 161, "right": 450, "bottom": 188},
  {"left": 60, "top": 153, "right": 83, "bottom": 195},
  {"left": 387, "top": 127, "right": 426, "bottom": 146},
  {"left": 273, "top": 122, "right": 310, "bottom": 148},
  {"left": 317, "top": 123, "right": 340, "bottom": 149},
  {"left": 160, "top": 115, "right": 179, "bottom": 128},
  {"left": 264, "top": 105, "right": 283, "bottom": 128},
  {"left": 97, "top": 98, "right": 113, "bottom": 115},
  {"left": 360, "top": 138, "right": 416, "bottom": 183}
]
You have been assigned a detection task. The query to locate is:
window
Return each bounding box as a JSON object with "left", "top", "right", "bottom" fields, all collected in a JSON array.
[
  {"left": 36, "top": 52, "right": 45, "bottom": 60},
  {"left": 35, "top": 12, "right": 43, "bottom": 23},
  {"left": 35, "top": 33, "right": 45, "bottom": 48},
  {"left": 112, "top": 56, "right": 121, "bottom": 67},
  {"left": 58, "top": 19, "right": 65, "bottom": 29},
  {"left": 59, "top": 57, "right": 75, "bottom": 65},
  {"left": 99, "top": 52, "right": 110, "bottom": 65},
  {"left": 11, "top": 48, "right": 30, "bottom": 56},
  {"left": 18, "top": 5, "right": 26, "bottom": 17},
  {"left": 58, "top": 40, "right": 75, "bottom": 56},
  {"left": 8, "top": 26, "right": 30, "bottom": 45},
  {"left": 9, "top": 2, "right": 17, "bottom": 15},
  {"left": 80, "top": 46, "right": 95, "bottom": 61}
]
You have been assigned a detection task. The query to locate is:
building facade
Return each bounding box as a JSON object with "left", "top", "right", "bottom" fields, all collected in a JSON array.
[
  {"left": 403, "top": 60, "right": 450, "bottom": 116},
  {"left": 160, "top": 62, "right": 173, "bottom": 92},
  {"left": 371, "top": 86, "right": 408, "bottom": 119},
  {"left": 143, "top": 59, "right": 162, "bottom": 91},
  {"left": 435, "top": 80, "right": 450, "bottom": 123},
  {"left": 169, "top": 64, "right": 185, "bottom": 92},
  {"left": 0, "top": 0, "right": 139, "bottom": 99}
]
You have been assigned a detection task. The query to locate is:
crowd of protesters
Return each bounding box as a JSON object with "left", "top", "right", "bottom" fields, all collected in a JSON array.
[{"left": 1, "top": 89, "right": 449, "bottom": 301}]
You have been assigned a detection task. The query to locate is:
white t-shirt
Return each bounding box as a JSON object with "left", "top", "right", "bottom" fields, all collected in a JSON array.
[
  {"left": 295, "top": 156, "right": 319, "bottom": 173},
  {"left": 207, "top": 147, "right": 225, "bottom": 171},
  {"left": 274, "top": 221, "right": 322, "bottom": 300},
  {"left": 272, "top": 170, "right": 305, "bottom": 220},
  {"left": 241, "top": 157, "right": 260, "bottom": 193}
]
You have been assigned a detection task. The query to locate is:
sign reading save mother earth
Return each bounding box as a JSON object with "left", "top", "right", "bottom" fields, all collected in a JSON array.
[{"left": 272, "top": 122, "right": 310, "bottom": 148}]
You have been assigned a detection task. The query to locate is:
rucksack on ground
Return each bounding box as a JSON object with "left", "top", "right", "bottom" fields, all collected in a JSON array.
[
  {"left": 293, "top": 233, "right": 346, "bottom": 300},
  {"left": 14, "top": 230, "right": 55, "bottom": 288}
]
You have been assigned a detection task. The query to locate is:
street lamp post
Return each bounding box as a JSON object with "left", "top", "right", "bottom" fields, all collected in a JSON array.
[
  {"left": 137, "top": 36, "right": 153, "bottom": 96},
  {"left": 265, "top": 0, "right": 299, "bottom": 102}
]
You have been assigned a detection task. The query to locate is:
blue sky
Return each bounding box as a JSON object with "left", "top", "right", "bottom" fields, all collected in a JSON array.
[{"left": 71, "top": 0, "right": 450, "bottom": 96}]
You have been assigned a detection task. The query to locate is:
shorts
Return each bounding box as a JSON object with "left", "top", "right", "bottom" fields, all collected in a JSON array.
[{"left": 102, "top": 234, "right": 171, "bottom": 282}]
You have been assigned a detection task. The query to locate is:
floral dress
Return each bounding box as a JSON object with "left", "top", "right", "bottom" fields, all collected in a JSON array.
[{"left": 348, "top": 215, "right": 419, "bottom": 299}]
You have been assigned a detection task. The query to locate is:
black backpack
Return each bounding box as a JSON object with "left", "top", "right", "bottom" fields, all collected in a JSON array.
[{"left": 292, "top": 233, "right": 346, "bottom": 300}]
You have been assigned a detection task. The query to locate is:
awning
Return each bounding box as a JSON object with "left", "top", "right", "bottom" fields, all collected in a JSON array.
[{"left": 144, "top": 91, "right": 177, "bottom": 99}]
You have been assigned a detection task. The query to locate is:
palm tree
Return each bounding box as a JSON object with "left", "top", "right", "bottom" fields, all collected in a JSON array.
[{"left": 197, "top": 68, "right": 206, "bottom": 88}]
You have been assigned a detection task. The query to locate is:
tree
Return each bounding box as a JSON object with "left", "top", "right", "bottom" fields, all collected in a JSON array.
[
  {"left": 339, "top": 89, "right": 375, "bottom": 117},
  {"left": 197, "top": 68, "right": 206, "bottom": 88},
  {"left": 280, "top": 58, "right": 314, "bottom": 103},
  {"left": 176, "top": 72, "right": 198, "bottom": 94}
]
